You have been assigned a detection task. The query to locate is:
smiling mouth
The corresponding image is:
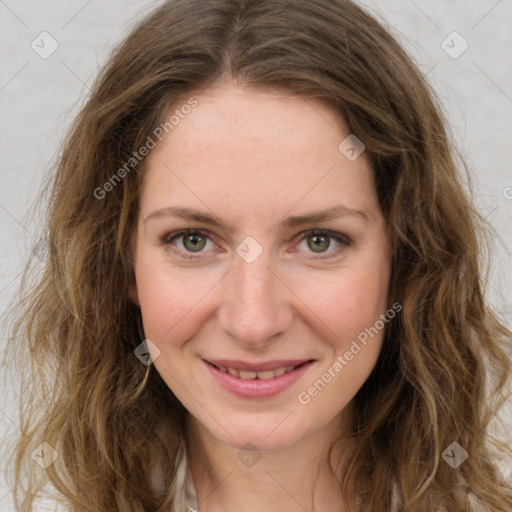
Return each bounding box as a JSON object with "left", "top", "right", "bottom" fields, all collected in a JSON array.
[{"left": 205, "top": 361, "right": 312, "bottom": 380}]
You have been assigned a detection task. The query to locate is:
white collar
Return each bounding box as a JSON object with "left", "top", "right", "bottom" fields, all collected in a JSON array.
[{"left": 173, "top": 441, "right": 199, "bottom": 512}]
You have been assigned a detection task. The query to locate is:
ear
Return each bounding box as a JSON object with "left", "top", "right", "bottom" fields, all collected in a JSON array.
[
  {"left": 128, "top": 234, "right": 140, "bottom": 306},
  {"left": 129, "top": 281, "right": 140, "bottom": 306}
]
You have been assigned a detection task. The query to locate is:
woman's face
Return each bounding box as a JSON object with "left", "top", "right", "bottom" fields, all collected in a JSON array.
[{"left": 131, "top": 81, "right": 392, "bottom": 452}]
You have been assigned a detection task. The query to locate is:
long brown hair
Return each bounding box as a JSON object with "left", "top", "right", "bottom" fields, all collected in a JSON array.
[{"left": 5, "top": 0, "right": 512, "bottom": 510}]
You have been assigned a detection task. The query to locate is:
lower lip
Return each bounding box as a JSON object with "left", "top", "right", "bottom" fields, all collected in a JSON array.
[{"left": 203, "top": 359, "right": 315, "bottom": 399}]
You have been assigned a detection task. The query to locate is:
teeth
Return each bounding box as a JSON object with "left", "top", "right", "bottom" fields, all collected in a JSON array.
[
  {"left": 239, "top": 370, "right": 257, "bottom": 379},
  {"left": 255, "top": 370, "right": 275, "bottom": 380},
  {"left": 215, "top": 364, "right": 302, "bottom": 379}
]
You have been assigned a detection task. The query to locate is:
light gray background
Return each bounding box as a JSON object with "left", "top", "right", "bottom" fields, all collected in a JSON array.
[{"left": 1, "top": 0, "right": 511, "bottom": 509}]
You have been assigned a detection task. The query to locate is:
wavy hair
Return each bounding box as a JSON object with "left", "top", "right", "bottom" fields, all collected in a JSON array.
[{"left": 4, "top": 0, "right": 512, "bottom": 510}]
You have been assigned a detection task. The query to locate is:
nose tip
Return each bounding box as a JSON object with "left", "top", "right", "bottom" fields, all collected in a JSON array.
[{"left": 217, "top": 254, "right": 293, "bottom": 348}]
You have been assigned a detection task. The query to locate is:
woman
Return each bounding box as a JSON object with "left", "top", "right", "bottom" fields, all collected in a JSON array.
[{"left": 6, "top": 0, "right": 512, "bottom": 510}]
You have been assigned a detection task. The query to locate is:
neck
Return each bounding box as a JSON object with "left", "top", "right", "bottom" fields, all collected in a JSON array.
[{"left": 185, "top": 409, "right": 357, "bottom": 512}]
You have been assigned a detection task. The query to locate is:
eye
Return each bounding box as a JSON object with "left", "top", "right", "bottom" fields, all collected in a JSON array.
[
  {"left": 294, "top": 229, "right": 351, "bottom": 259},
  {"left": 163, "top": 229, "right": 216, "bottom": 258}
]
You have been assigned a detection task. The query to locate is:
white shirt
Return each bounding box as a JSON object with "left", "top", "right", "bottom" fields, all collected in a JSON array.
[{"left": 172, "top": 441, "right": 199, "bottom": 512}]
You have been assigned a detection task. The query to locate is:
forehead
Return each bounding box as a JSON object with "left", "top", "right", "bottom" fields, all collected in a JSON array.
[
  {"left": 139, "top": 82, "right": 379, "bottom": 224},
  {"left": 159, "top": 82, "right": 350, "bottom": 164}
]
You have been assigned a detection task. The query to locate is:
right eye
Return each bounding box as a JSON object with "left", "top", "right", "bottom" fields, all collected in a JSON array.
[{"left": 162, "top": 229, "right": 217, "bottom": 259}]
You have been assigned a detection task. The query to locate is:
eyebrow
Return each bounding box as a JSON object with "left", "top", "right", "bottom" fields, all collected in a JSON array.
[{"left": 144, "top": 205, "right": 371, "bottom": 230}]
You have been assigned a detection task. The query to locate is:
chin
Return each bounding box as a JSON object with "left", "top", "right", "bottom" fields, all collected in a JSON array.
[{"left": 207, "top": 415, "right": 314, "bottom": 453}]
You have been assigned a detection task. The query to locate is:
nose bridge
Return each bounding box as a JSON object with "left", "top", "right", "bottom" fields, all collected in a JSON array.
[
  {"left": 236, "top": 253, "right": 273, "bottom": 305},
  {"left": 218, "top": 246, "right": 292, "bottom": 345}
]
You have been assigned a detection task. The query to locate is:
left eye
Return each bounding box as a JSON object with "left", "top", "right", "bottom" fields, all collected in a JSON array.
[
  {"left": 295, "top": 229, "right": 348, "bottom": 256},
  {"left": 162, "top": 229, "right": 350, "bottom": 259}
]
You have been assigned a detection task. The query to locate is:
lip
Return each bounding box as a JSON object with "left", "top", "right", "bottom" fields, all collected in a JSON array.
[
  {"left": 203, "top": 359, "right": 315, "bottom": 399},
  {"left": 204, "top": 358, "right": 312, "bottom": 372}
]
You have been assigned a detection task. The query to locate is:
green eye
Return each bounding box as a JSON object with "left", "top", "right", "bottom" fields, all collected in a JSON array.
[
  {"left": 164, "top": 229, "right": 214, "bottom": 257},
  {"left": 306, "top": 234, "right": 332, "bottom": 253},
  {"left": 295, "top": 229, "right": 350, "bottom": 259},
  {"left": 182, "top": 233, "right": 208, "bottom": 252}
]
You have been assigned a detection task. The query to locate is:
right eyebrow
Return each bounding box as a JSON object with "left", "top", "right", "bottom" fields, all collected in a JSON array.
[{"left": 144, "top": 206, "right": 229, "bottom": 228}]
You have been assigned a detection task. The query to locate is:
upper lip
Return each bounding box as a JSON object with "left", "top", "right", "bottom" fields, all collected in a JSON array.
[{"left": 204, "top": 358, "right": 314, "bottom": 372}]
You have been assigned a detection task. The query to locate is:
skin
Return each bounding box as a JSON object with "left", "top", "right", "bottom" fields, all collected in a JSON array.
[{"left": 131, "top": 78, "right": 392, "bottom": 512}]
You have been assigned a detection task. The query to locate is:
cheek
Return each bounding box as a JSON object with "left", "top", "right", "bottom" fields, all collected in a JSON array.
[
  {"left": 134, "top": 257, "right": 208, "bottom": 342},
  {"left": 291, "top": 260, "right": 390, "bottom": 406},
  {"left": 292, "top": 261, "right": 390, "bottom": 343},
  {"left": 295, "top": 269, "right": 388, "bottom": 412},
  {"left": 318, "top": 264, "right": 390, "bottom": 398}
]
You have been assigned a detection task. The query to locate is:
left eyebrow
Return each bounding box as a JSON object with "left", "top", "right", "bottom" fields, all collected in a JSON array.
[
  {"left": 280, "top": 205, "right": 371, "bottom": 228},
  {"left": 143, "top": 204, "right": 372, "bottom": 230}
]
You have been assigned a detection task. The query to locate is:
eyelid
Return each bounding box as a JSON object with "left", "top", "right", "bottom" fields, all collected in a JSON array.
[
  {"left": 163, "top": 228, "right": 213, "bottom": 245},
  {"left": 162, "top": 228, "right": 351, "bottom": 260}
]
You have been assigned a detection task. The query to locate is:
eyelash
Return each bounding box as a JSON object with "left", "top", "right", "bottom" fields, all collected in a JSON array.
[{"left": 161, "top": 228, "right": 352, "bottom": 261}]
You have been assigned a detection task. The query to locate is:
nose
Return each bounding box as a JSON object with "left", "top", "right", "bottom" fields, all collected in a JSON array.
[{"left": 217, "top": 248, "right": 294, "bottom": 350}]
